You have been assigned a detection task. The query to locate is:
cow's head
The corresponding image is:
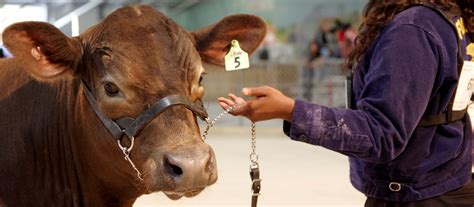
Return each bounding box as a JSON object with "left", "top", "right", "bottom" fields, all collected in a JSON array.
[{"left": 2, "top": 5, "right": 266, "bottom": 200}]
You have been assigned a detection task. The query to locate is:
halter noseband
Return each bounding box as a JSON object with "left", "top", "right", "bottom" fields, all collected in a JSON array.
[{"left": 81, "top": 80, "right": 209, "bottom": 141}]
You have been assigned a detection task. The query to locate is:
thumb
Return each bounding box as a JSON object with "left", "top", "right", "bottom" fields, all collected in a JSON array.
[{"left": 242, "top": 86, "right": 271, "bottom": 97}]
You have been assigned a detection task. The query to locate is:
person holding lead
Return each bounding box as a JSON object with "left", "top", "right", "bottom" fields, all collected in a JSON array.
[{"left": 219, "top": 0, "right": 474, "bottom": 206}]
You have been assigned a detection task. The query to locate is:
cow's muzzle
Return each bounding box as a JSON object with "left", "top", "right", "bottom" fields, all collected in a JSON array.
[{"left": 154, "top": 143, "right": 218, "bottom": 199}]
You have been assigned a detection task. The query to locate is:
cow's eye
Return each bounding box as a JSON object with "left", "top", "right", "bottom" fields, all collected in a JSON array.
[
  {"left": 104, "top": 82, "right": 119, "bottom": 96},
  {"left": 199, "top": 76, "right": 203, "bottom": 86},
  {"left": 199, "top": 72, "right": 207, "bottom": 86}
]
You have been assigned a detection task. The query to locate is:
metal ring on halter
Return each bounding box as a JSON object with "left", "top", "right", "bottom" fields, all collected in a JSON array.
[{"left": 117, "top": 135, "right": 135, "bottom": 155}]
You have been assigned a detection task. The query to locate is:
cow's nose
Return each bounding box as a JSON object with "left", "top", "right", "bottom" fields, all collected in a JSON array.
[
  {"left": 164, "top": 155, "right": 185, "bottom": 178},
  {"left": 162, "top": 145, "right": 216, "bottom": 189}
]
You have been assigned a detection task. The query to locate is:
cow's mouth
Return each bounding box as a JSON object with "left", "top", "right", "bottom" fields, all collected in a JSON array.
[{"left": 163, "top": 187, "right": 205, "bottom": 200}]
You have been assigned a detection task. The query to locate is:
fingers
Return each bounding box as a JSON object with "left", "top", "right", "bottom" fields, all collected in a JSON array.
[
  {"left": 217, "top": 97, "right": 236, "bottom": 107},
  {"left": 218, "top": 100, "right": 231, "bottom": 110},
  {"left": 242, "top": 86, "right": 273, "bottom": 97},
  {"left": 218, "top": 93, "right": 245, "bottom": 106},
  {"left": 217, "top": 93, "right": 249, "bottom": 116},
  {"left": 228, "top": 93, "right": 246, "bottom": 105}
]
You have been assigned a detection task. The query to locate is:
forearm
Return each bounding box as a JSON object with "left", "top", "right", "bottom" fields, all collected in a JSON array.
[{"left": 284, "top": 100, "right": 414, "bottom": 163}]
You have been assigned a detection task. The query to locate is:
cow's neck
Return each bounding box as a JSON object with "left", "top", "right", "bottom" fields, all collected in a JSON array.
[
  {"left": 0, "top": 60, "right": 142, "bottom": 207},
  {"left": 0, "top": 64, "right": 87, "bottom": 206}
]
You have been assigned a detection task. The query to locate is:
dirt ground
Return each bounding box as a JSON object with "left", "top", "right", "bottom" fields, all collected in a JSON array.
[{"left": 134, "top": 122, "right": 366, "bottom": 207}]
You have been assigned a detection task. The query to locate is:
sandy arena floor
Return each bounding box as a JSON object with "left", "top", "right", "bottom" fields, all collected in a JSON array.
[{"left": 134, "top": 120, "right": 366, "bottom": 207}]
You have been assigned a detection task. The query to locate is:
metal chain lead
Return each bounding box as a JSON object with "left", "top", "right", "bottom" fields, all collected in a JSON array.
[
  {"left": 249, "top": 122, "right": 261, "bottom": 207},
  {"left": 200, "top": 105, "right": 258, "bottom": 167},
  {"left": 249, "top": 122, "right": 258, "bottom": 168},
  {"left": 199, "top": 105, "right": 261, "bottom": 207},
  {"left": 117, "top": 136, "right": 144, "bottom": 181},
  {"left": 201, "top": 105, "right": 236, "bottom": 140}
]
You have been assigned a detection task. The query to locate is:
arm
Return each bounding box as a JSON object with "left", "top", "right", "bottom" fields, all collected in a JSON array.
[{"left": 219, "top": 23, "right": 441, "bottom": 163}]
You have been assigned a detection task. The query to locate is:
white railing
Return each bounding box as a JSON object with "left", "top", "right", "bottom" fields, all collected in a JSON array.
[{"left": 53, "top": 1, "right": 103, "bottom": 36}]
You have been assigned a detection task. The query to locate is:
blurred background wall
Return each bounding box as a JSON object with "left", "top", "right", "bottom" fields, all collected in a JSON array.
[{"left": 0, "top": 0, "right": 366, "bottom": 108}]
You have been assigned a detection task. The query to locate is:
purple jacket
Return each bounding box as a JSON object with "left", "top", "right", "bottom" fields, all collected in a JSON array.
[{"left": 284, "top": 6, "right": 473, "bottom": 201}]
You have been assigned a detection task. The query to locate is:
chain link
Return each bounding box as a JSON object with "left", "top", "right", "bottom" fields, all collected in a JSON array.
[
  {"left": 249, "top": 122, "right": 258, "bottom": 168},
  {"left": 200, "top": 105, "right": 261, "bottom": 206},
  {"left": 200, "top": 105, "right": 259, "bottom": 168},
  {"left": 201, "top": 105, "right": 236, "bottom": 140},
  {"left": 117, "top": 136, "right": 144, "bottom": 181}
]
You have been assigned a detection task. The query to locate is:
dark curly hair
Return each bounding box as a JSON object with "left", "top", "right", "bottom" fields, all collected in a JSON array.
[{"left": 346, "top": 0, "right": 474, "bottom": 71}]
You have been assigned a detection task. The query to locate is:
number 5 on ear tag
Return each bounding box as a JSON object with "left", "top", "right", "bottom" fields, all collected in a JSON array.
[{"left": 225, "top": 40, "right": 250, "bottom": 71}]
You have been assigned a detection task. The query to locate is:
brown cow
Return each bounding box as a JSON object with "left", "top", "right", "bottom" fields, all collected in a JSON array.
[{"left": 0, "top": 5, "right": 265, "bottom": 207}]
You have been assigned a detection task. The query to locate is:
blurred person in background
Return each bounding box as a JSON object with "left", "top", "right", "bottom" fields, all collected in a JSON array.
[
  {"left": 219, "top": 0, "right": 474, "bottom": 206},
  {"left": 334, "top": 21, "right": 357, "bottom": 58},
  {"left": 258, "top": 23, "right": 277, "bottom": 62},
  {"left": 315, "top": 18, "right": 339, "bottom": 58},
  {"left": 302, "top": 39, "right": 321, "bottom": 101}
]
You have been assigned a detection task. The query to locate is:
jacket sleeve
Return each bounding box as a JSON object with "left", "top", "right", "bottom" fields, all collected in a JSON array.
[{"left": 284, "top": 23, "right": 443, "bottom": 163}]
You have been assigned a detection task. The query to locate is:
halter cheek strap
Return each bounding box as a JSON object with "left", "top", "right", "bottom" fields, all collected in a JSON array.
[{"left": 81, "top": 80, "right": 209, "bottom": 140}]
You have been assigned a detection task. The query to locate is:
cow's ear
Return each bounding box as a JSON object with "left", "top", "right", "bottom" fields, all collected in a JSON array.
[
  {"left": 191, "top": 14, "right": 267, "bottom": 66},
  {"left": 2, "top": 21, "right": 82, "bottom": 81}
]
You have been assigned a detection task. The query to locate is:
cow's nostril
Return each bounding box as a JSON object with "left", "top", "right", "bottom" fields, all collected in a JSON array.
[{"left": 164, "top": 157, "right": 183, "bottom": 178}]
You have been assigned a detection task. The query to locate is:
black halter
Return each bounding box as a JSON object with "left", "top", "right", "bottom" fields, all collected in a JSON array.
[{"left": 81, "top": 80, "right": 209, "bottom": 140}]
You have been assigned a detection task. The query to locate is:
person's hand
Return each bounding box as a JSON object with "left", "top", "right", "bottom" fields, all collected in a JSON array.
[{"left": 217, "top": 86, "right": 295, "bottom": 122}]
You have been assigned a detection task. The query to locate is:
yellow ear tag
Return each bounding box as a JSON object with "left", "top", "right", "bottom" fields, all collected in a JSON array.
[{"left": 225, "top": 40, "right": 250, "bottom": 71}]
